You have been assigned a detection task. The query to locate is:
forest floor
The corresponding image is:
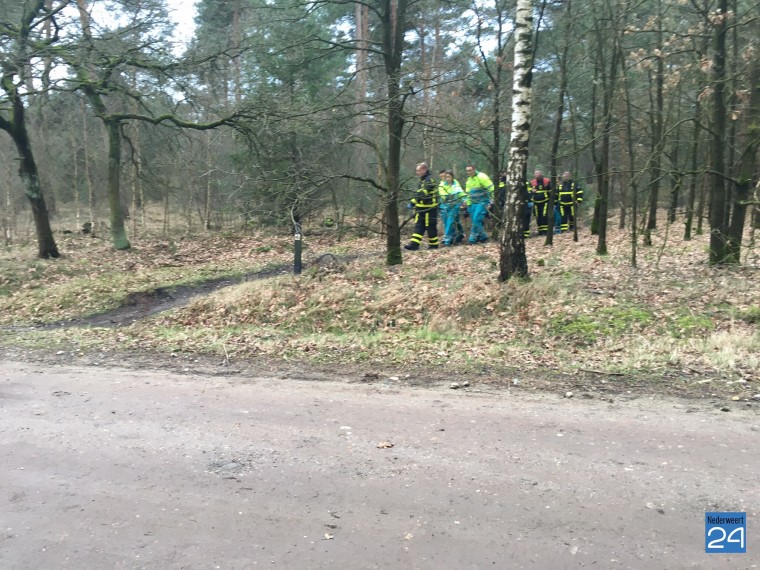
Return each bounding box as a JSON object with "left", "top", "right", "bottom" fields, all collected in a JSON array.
[{"left": 1, "top": 222, "right": 759, "bottom": 407}]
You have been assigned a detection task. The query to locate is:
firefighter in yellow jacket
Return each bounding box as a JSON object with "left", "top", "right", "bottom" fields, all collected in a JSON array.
[
  {"left": 528, "top": 170, "right": 552, "bottom": 235},
  {"left": 404, "top": 162, "right": 439, "bottom": 250},
  {"left": 557, "top": 171, "right": 584, "bottom": 231}
]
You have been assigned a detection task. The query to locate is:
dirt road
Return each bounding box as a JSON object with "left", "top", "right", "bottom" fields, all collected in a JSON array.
[{"left": 1, "top": 359, "right": 757, "bottom": 569}]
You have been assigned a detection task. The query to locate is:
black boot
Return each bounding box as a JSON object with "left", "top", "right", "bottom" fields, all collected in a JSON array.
[{"left": 404, "top": 243, "right": 419, "bottom": 251}]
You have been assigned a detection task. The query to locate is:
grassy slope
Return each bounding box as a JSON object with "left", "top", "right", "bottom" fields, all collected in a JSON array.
[{"left": 1, "top": 227, "right": 758, "bottom": 398}]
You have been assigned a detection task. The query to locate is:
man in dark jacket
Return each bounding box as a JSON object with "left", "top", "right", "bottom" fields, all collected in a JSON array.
[
  {"left": 557, "top": 171, "right": 584, "bottom": 231},
  {"left": 404, "top": 162, "right": 440, "bottom": 250},
  {"left": 528, "top": 169, "right": 552, "bottom": 235}
]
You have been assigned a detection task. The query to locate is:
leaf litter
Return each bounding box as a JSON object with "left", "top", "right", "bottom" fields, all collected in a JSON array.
[{"left": 1, "top": 225, "right": 758, "bottom": 400}]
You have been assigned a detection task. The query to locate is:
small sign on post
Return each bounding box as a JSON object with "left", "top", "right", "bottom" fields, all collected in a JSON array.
[{"left": 293, "top": 223, "right": 302, "bottom": 275}]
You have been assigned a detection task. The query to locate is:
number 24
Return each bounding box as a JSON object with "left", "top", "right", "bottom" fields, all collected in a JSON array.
[{"left": 707, "top": 527, "right": 745, "bottom": 549}]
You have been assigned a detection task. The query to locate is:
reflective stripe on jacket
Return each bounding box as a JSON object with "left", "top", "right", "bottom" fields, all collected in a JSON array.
[
  {"left": 465, "top": 172, "right": 494, "bottom": 205},
  {"left": 558, "top": 180, "right": 584, "bottom": 204},
  {"left": 438, "top": 180, "right": 465, "bottom": 205},
  {"left": 528, "top": 177, "right": 551, "bottom": 204},
  {"left": 411, "top": 173, "right": 439, "bottom": 211}
]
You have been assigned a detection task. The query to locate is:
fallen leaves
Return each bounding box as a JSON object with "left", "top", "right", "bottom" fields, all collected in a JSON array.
[{"left": 3, "top": 224, "right": 758, "bottom": 395}]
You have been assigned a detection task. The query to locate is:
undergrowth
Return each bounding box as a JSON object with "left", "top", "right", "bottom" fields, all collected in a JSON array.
[{"left": 1, "top": 227, "right": 758, "bottom": 393}]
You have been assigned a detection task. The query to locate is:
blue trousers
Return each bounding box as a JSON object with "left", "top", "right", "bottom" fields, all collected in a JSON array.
[
  {"left": 468, "top": 202, "right": 488, "bottom": 243},
  {"left": 440, "top": 204, "right": 463, "bottom": 245}
]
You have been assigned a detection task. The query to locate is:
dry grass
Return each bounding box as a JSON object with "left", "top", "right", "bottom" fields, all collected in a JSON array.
[
  {"left": 0, "top": 230, "right": 368, "bottom": 325},
  {"left": 1, "top": 220, "right": 759, "bottom": 396},
  {"left": 111, "top": 226, "right": 759, "bottom": 386}
]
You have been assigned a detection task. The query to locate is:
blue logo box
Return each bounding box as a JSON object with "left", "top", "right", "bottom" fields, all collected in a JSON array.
[{"left": 705, "top": 512, "right": 747, "bottom": 553}]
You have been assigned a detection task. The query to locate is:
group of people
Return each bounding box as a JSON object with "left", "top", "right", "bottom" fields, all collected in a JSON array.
[
  {"left": 404, "top": 163, "right": 584, "bottom": 251},
  {"left": 522, "top": 169, "right": 585, "bottom": 238}
]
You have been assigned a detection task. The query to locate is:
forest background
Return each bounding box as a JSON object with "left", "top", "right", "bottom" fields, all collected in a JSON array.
[{"left": 1, "top": 0, "right": 758, "bottom": 400}]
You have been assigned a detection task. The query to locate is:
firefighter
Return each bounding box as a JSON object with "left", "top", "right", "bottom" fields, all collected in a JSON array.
[
  {"left": 404, "top": 162, "right": 439, "bottom": 250},
  {"left": 438, "top": 169, "right": 465, "bottom": 245},
  {"left": 557, "top": 171, "right": 584, "bottom": 231},
  {"left": 528, "top": 169, "right": 552, "bottom": 235},
  {"left": 463, "top": 165, "right": 494, "bottom": 244},
  {"left": 523, "top": 189, "right": 533, "bottom": 238}
]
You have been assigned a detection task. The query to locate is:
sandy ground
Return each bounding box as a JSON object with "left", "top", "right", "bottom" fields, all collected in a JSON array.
[{"left": 1, "top": 359, "right": 758, "bottom": 569}]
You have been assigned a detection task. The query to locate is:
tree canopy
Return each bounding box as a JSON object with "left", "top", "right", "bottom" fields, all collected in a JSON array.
[{"left": 0, "top": 0, "right": 757, "bottom": 266}]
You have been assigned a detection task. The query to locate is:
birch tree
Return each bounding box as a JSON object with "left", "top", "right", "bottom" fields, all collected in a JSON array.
[
  {"left": 472, "top": 0, "right": 513, "bottom": 189},
  {"left": 498, "top": 0, "right": 533, "bottom": 281}
]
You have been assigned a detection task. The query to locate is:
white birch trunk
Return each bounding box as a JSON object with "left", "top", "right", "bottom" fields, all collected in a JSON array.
[{"left": 498, "top": 0, "right": 534, "bottom": 281}]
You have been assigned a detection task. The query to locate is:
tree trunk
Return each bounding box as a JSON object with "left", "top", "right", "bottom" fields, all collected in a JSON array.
[
  {"left": 79, "top": 98, "right": 97, "bottom": 236},
  {"left": 0, "top": 84, "right": 59, "bottom": 258},
  {"left": 684, "top": 99, "right": 701, "bottom": 240},
  {"left": 667, "top": 108, "right": 683, "bottom": 225},
  {"left": 382, "top": 0, "right": 406, "bottom": 266},
  {"left": 204, "top": 131, "right": 213, "bottom": 231},
  {"left": 105, "top": 119, "right": 130, "bottom": 250},
  {"left": 696, "top": 165, "right": 707, "bottom": 235},
  {"left": 163, "top": 183, "right": 170, "bottom": 237},
  {"left": 474, "top": 1, "right": 512, "bottom": 230},
  {"left": 355, "top": 3, "right": 369, "bottom": 104},
  {"left": 3, "top": 161, "right": 13, "bottom": 245},
  {"left": 625, "top": 89, "right": 639, "bottom": 267},
  {"left": 128, "top": 83, "right": 145, "bottom": 232},
  {"left": 644, "top": 5, "right": 665, "bottom": 247},
  {"left": 668, "top": 168, "right": 682, "bottom": 225},
  {"left": 618, "top": 144, "right": 628, "bottom": 230},
  {"left": 76, "top": 0, "right": 128, "bottom": 249},
  {"left": 129, "top": 124, "right": 143, "bottom": 238},
  {"left": 622, "top": 59, "right": 638, "bottom": 266},
  {"left": 385, "top": 79, "right": 403, "bottom": 266},
  {"left": 16, "top": 132, "right": 59, "bottom": 258},
  {"left": 589, "top": 63, "right": 599, "bottom": 237},
  {"left": 232, "top": 0, "right": 242, "bottom": 106},
  {"left": 498, "top": 0, "right": 533, "bottom": 282},
  {"left": 724, "top": 0, "right": 739, "bottom": 232},
  {"left": 73, "top": 135, "right": 80, "bottom": 231},
  {"left": 419, "top": 21, "right": 431, "bottom": 163},
  {"left": 594, "top": 7, "right": 620, "bottom": 257},
  {"left": 569, "top": 93, "right": 581, "bottom": 242},
  {"left": 0, "top": 0, "right": 58, "bottom": 256},
  {"left": 429, "top": 19, "right": 441, "bottom": 169},
  {"left": 708, "top": 0, "right": 730, "bottom": 264},
  {"left": 546, "top": 0, "right": 572, "bottom": 247},
  {"left": 726, "top": 47, "right": 760, "bottom": 263}
]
